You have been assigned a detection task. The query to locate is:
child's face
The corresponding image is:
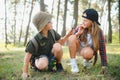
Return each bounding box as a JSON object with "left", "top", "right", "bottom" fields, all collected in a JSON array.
[
  {"left": 81, "top": 18, "right": 92, "bottom": 29},
  {"left": 44, "top": 21, "right": 53, "bottom": 31}
]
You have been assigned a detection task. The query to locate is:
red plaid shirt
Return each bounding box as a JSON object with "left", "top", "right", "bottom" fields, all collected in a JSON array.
[{"left": 93, "top": 29, "right": 107, "bottom": 66}]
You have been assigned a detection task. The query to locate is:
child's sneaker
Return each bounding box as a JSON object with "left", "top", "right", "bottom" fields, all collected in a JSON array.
[
  {"left": 56, "top": 63, "right": 64, "bottom": 72},
  {"left": 83, "top": 59, "right": 91, "bottom": 69},
  {"left": 70, "top": 59, "right": 79, "bottom": 73}
]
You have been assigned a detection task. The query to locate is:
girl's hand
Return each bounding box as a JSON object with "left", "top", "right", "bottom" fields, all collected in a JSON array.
[
  {"left": 100, "top": 66, "right": 106, "bottom": 74},
  {"left": 75, "top": 25, "right": 84, "bottom": 37}
]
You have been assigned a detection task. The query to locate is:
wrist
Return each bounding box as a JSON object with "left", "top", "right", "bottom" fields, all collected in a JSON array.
[
  {"left": 101, "top": 66, "right": 106, "bottom": 70},
  {"left": 75, "top": 33, "right": 79, "bottom": 37},
  {"left": 66, "top": 33, "right": 71, "bottom": 38},
  {"left": 64, "top": 34, "right": 70, "bottom": 41},
  {"left": 102, "top": 66, "right": 106, "bottom": 68},
  {"left": 23, "top": 72, "right": 28, "bottom": 75},
  {"left": 22, "top": 72, "right": 28, "bottom": 78},
  {"left": 22, "top": 66, "right": 28, "bottom": 74}
]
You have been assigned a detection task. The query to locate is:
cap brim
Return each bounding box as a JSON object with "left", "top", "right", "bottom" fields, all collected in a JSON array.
[
  {"left": 96, "top": 21, "right": 100, "bottom": 25},
  {"left": 82, "top": 15, "right": 87, "bottom": 19},
  {"left": 82, "top": 15, "right": 100, "bottom": 25}
]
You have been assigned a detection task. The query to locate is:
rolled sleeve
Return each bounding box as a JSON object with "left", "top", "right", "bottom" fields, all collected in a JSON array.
[{"left": 25, "top": 41, "right": 35, "bottom": 54}]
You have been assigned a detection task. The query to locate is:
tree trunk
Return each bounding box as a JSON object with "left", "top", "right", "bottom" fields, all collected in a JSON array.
[
  {"left": 40, "top": 0, "right": 45, "bottom": 11},
  {"left": 19, "top": 0, "right": 26, "bottom": 43},
  {"left": 13, "top": 0, "right": 17, "bottom": 46},
  {"left": 108, "top": 0, "right": 112, "bottom": 43},
  {"left": 88, "top": 0, "right": 91, "bottom": 8},
  {"left": 24, "top": 0, "right": 34, "bottom": 46},
  {"left": 61, "top": 0, "right": 68, "bottom": 37},
  {"left": 99, "top": 0, "right": 106, "bottom": 22},
  {"left": 4, "top": 0, "right": 8, "bottom": 48},
  {"left": 56, "top": 0, "right": 61, "bottom": 32},
  {"left": 118, "top": 0, "right": 120, "bottom": 43},
  {"left": 100, "top": 1, "right": 108, "bottom": 43},
  {"left": 73, "top": 0, "right": 78, "bottom": 27},
  {"left": 51, "top": 0, "right": 54, "bottom": 14}
]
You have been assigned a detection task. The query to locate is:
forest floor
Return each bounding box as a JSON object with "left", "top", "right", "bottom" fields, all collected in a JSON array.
[{"left": 0, "top": 44, "right": 120, "bottom": 80}]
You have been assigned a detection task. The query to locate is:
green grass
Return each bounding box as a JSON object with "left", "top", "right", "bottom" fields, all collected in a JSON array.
[
  {"left": 112, "top": 32, "right": 119, "bottom": 44},
  {"left": 0, "top": 45, "right": 120, "bottom": 80}
]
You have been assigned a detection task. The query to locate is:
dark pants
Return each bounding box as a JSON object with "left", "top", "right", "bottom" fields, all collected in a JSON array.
[{"left": 30, "top": 52, "right": 57, "bottom": 71}]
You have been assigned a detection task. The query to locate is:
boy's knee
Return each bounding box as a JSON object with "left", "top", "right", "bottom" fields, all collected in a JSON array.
[
  {"left": 53, "top": 43, "right": 62, "bottom": 52},
  {"left": 35, "top": 56, "right": 48, "bottom": 70}
]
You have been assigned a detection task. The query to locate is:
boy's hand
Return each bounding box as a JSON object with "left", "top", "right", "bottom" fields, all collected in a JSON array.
[
  {"left": 66, "top": 29, "right": 74, "bottom": 37},
  {"left": 21, "top": 73, "right": 28, "bottom": 79}
]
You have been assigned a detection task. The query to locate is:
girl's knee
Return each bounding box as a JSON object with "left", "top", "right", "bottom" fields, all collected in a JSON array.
[{"left": 80, "top": 47, "right": 94, "bottom": 60}]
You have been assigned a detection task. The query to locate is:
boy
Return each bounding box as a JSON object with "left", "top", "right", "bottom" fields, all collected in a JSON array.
[{"left": 22, "top": 11, "right": 73, "bottom": 79}]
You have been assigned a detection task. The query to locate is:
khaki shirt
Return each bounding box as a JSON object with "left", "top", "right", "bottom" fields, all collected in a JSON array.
[{"left": 25, "top": 29, "right": 61, "bottom": 57}]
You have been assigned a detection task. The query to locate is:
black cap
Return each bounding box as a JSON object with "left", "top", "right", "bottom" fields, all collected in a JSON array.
[{"left": 82, "top": 8, "right": 100, "bottom": 25}]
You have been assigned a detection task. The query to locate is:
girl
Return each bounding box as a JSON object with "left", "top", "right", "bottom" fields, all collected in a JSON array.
[{"left": 68, "top": 8, "right": 107, "bottom": 74}]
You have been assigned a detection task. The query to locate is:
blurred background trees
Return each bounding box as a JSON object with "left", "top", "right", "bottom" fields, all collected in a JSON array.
[{"left": 0, "top": 0, "right": 119, "bottom": 47}]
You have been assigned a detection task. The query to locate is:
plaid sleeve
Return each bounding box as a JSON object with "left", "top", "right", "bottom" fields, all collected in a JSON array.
[{"left": 99, "top": 30, "right": 107, "bottom": 66}]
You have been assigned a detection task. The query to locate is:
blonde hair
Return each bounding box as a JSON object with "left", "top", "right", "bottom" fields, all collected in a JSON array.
[
  {"left": 79, "top": 22, "right": 100, "bottom": 51},
  {"left": 91, "top": 22, "right": 100, "bottom": 51}
]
